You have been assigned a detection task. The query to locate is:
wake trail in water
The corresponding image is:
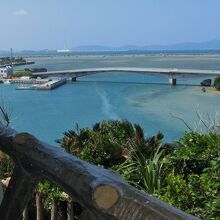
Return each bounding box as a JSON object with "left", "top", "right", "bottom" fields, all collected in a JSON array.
[{"left": 96, "top": 88, "right": 120, "bottom": 120}]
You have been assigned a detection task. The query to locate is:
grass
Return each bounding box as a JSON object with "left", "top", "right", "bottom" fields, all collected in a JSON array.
[{"left": 13, "top": 70, "right": 32, "bottom": 77}]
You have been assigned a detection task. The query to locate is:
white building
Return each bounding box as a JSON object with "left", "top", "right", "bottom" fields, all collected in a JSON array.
[{"left": 0, "top": 66, "right": 14, "bottom": 78}]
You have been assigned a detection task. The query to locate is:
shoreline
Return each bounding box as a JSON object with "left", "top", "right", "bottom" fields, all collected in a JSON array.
[
  {"left": 205, "top": 87, "right": 220, "bottom": 95},
  {"left": 24, "top": 53, "right": 220, "bottom": 60},
  {"left": 196, "top": 86, "right": 220, "bottom": 95}
]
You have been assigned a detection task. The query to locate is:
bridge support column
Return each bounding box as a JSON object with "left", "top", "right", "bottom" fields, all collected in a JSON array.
[
  {"left": 169, "top": 78, "right": 176, "bottom": 85},
  {"left": 71, "top": 77, "right": 77, "bottom": 82}
]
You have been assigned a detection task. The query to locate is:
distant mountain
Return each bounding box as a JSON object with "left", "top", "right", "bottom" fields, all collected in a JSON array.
[
  {"left": 1, "top": 40, "right": 220, "bottom": 55},
  {"left": 163, "top": 40, "right": 220, "bottom": 50},
  {"left": 72, "top": 40, "right": 220, "bottom": 51},
  {"left": 73, "top": 45, "right": 114, "bottom": 51}
]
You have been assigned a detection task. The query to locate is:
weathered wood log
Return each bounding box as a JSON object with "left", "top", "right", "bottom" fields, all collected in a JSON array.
[
  {"left": 0, "top": 123, "right": 200, "bottom": 220},
  {"left": 0, "top": 165, "right": 38, "bottom": 220},
  {"left": 80, "top": 209, "right": 103, "bottom": 220}
]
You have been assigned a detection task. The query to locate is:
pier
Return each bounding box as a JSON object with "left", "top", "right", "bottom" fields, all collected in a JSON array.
[
  {"left": 32, "top": 67, "right": 220, "bottom": 85},
  {"left": 3, "top": 78, "right": 48, "bottom": 84},
  {"left": 36, "top": 78, "right": 67, "bottom": 90},
  {"left": 15, "top": 78, "right": 67, "bottom": 90}
]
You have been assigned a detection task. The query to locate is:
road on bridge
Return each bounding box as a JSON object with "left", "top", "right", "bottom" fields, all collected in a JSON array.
[{"left": 32, "top": 67, "right": 220, "bottom": 85}]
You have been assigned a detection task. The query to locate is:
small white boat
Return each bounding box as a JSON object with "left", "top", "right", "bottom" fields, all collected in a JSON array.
[{"left": 57, "top": 49, "right": 72, "bottom": 53}]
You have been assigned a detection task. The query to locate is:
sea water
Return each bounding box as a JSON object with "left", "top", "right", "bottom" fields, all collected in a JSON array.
[{"left": 2, "top": 54, "right": 220, "bottom": 145}]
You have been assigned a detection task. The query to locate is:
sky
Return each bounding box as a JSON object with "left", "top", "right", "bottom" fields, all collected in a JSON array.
[{"left": 1, "top": 0, "right": 220, "bottom": 50}]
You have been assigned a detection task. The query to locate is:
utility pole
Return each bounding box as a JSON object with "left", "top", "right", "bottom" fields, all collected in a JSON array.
[
  {"left": 10, "top": 48, "right": 13, "bottom": 67},
  {"left": 10, "top": 48, "right": 14, "bottom": 76}
]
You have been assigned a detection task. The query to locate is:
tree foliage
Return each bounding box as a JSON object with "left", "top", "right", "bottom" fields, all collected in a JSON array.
[
  {"left": 57, "top": 121, "right": 220, "bottom": 219},
  {"left": 0, "top": 56, "right": 26, "bottom": 65},
  {"left": 13, "top": 70, "right": 32, "bottom": 77},
  {"left": 0, "top": 119, "right": 219, "bottom": 219},
  {"left": 56, "top": 120, "right": 167, "bottom": 169},
  {"left": 158, "top": 132, "right": 220, "bottom": 219},
  {"left": 214, "top": 76, "right": 220, "bottom": 91}
]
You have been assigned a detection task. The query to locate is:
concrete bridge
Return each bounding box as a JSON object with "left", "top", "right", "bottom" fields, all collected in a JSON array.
[{"left": 32, "top": 67, "right": 220, "bottom": 85}]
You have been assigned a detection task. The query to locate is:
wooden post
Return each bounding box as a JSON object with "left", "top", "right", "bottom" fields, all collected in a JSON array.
[
  {"left": 36, "top": 192, "right": 43, "bottom": 220},
  {"left": 22, "top": 206, "right": 28, "bottom": 220},
  {"left": 51, "top": 199, "right": 58, "bottom": 220},
  {"left": 0, "top": 166, "right": 38, "bottom": 220},
  {"left": 67, "top": 201, "right": 74, "bottom": 220}
]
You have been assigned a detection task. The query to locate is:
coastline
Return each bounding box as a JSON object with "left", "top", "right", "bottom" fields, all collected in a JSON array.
[
  {"left": 196, "top": 86, "right": 220, "bottom": 95},
  {"left": 25, "top": 53, "right": 220, "bottom": 60},
  {"left": 205, "top": 87, "right": 220, "bottom": 95}
]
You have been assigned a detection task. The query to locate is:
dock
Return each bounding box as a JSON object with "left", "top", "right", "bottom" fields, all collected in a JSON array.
[
  {"left": 36, "top": 78, "right": 67, "bottom": 90},
  {"left": 6, "top": 78, "right": 64, "bottom": 91},
  {"left": 3, "top": 78, "right": 48, "bottom": 84}
]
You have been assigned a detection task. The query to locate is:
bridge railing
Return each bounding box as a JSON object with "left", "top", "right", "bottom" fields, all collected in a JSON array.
[{"left": 0, "top": 123, "right": 199, "bottom": 220}]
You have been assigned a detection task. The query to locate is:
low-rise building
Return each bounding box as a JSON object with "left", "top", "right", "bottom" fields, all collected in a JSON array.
[{"left": 0, "top": 66, "right": 14, "bottom": 78}]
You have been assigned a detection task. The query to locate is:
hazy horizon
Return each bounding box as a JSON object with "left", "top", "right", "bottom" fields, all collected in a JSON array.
[{"left": 1, "top": 0, "right": 220, "bottom": 50}]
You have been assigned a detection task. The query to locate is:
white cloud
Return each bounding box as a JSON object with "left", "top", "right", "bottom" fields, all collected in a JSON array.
[{"left": 13, "top": 9, "right": 28, "bottom": 16}]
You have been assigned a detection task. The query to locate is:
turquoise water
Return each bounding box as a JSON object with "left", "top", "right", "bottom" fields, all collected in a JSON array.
[{"left": 2, "top": 55, "right": 220, "bottom": 145}]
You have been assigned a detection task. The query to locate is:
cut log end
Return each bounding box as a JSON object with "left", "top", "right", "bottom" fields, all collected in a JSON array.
[
  {"left": 93, "top": 185, "right": 119, "bottom": 210},
  {"left": 14, "top": 133, "right": 39, "bottom": 149},
  {"left": 14, "top": 133, "right": 32, "bottom": 145}
]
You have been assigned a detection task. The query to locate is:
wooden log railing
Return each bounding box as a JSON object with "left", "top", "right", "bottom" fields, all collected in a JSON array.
[{"left": 0, "top": 123, "right": 199, "bottom": 220}]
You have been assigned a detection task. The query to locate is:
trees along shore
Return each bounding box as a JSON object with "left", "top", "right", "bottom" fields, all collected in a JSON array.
[
  {"left": 0, "top": 56, "right": 26, "bottom": 66},
  {"left": 0, "top": 120, "right": 219, "bottom": 219}
]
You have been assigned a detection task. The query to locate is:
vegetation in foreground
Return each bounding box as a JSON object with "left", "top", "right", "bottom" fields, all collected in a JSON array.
[
  {"left": 0, "top": 120, "right": 219, "bottom": 219},
  {"left": 57, "top": 120, "right": 220, "bottom": 219}
]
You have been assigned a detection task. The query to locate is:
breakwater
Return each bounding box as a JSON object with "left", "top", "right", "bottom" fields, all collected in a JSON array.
[
  {"left": 37, "top": 78, "right": 67, "bottom": 90},
  {"left": 3, "top": 78, "right": 48, "bottom": 84},
  {"left": 16, "top": 78, "right": 67, "bottom": 90}
]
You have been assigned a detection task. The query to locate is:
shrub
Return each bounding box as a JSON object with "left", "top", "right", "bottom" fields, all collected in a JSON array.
[
  {"left": 13, "top": 70, "right": 32, "bottom": 77},
  {"left": 57, "top": 120, "right": 168, "bottom": 168},
  {"left": 159, "top": 132, "right": 220, "bottom": 219},
  {"left": 214, "top": 76, "right": 220, "bottom": 91}
]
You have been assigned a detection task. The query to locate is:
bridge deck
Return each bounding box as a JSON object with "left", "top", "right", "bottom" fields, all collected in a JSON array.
[{"left": 32, "top": 67, "right": 220, "bottom": 78}]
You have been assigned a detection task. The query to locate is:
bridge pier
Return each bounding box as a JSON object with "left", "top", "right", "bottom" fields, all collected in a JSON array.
[
  {"left": 71, "top": 77, "right": 77, "bottom": 82},
  {"left": 169, "top": 77, "right": 176, "bottom": 85}
]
